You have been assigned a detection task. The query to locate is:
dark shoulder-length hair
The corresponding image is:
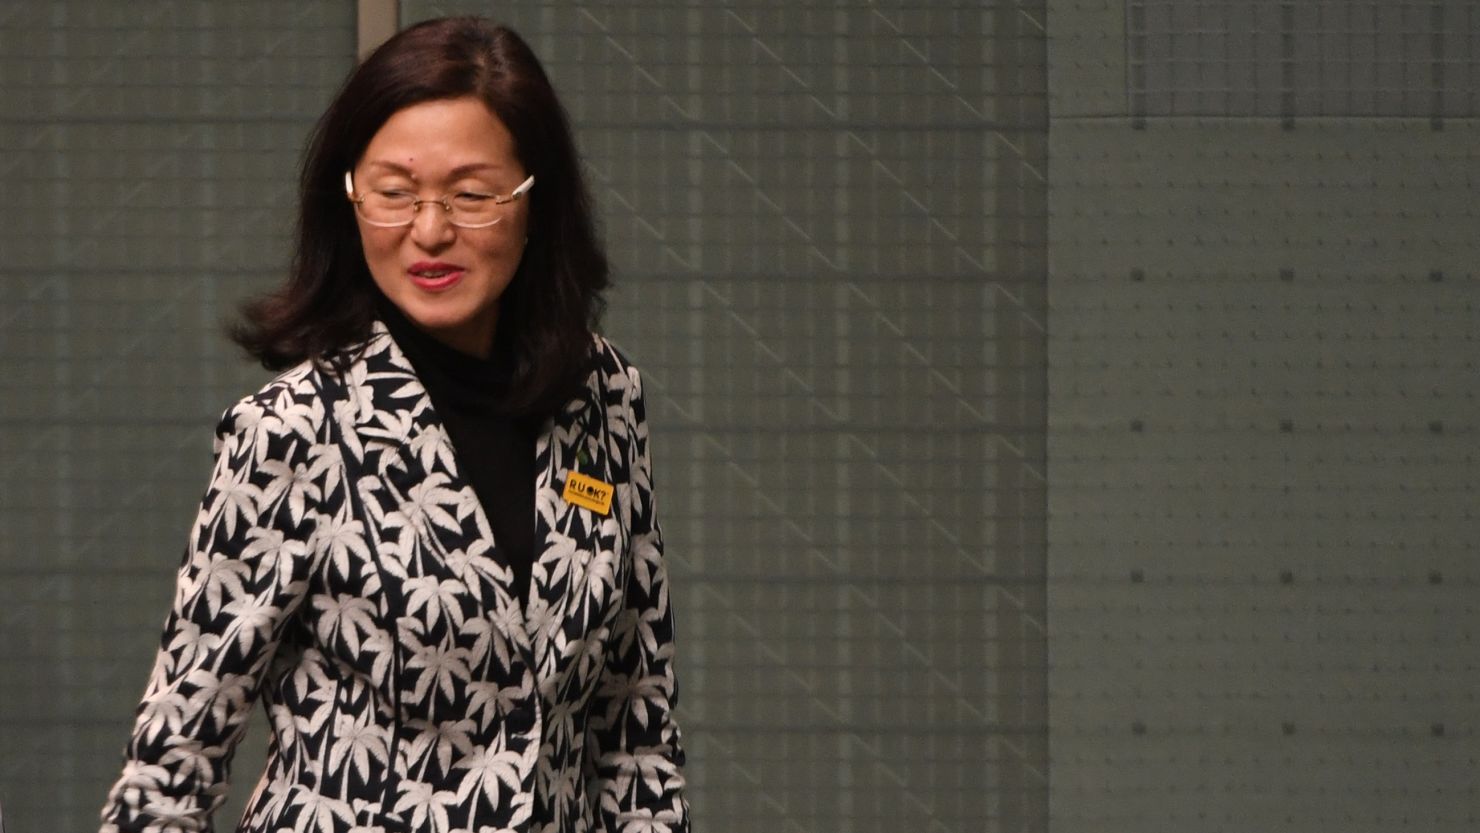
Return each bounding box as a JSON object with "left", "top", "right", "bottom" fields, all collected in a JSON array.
[{"left": 232, "top": 16, "right": 607, "bottom": 419}]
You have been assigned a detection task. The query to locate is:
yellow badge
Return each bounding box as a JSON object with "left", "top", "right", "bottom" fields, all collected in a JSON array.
[{"left": 563, "top": 471, "right": 614, "bottom": 516}]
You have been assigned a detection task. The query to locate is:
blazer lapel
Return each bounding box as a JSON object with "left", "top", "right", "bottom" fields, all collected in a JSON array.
[
  {"left": 338, "top": 324, "right": 622, "bottom": 697},
  {"left": 528, "top": 351, "right": 623, "bottom": 690},
  {"left": 340, "top": 322, "right": 535, "bottom": 673}
]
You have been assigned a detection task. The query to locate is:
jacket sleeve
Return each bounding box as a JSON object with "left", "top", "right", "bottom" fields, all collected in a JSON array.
[
  {"left": 587, "top": 367, "right": 691, "bottom": 833},
  {"left": 100, "top": 394, "right": 325, "bottom": 833}
]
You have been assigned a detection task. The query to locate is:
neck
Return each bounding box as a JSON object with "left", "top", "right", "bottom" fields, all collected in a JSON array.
[{"left": 378, "top": 293, "right": 500, "bottom": 360}]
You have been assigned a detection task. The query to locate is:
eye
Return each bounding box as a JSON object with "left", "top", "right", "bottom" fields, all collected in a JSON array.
[
  {"left": 452, "top": 192, "right": 494, "bottom": 206},
  {"left": 373, "top": 189, "right": 415, "bottom": 203}
]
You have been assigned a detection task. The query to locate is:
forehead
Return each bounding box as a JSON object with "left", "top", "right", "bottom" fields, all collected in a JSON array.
[{"left": 360, "top": 96, "right": 520, "bottom": 178}]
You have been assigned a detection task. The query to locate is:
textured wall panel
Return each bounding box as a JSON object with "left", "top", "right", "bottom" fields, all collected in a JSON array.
[
  {"left": 1127, "top": 0, "right": 1480, "bottom": 121},
  {"left": 1048, "top": 0, "right": 1480, "bottom": 829},
  {"left": 0, "top": 2, "right": 355, "bottom": 829},
  {"left": 1050, "top": 135, "right": 1480, "bottom": 832},
  {"left": 403, "top": 2, "right": 1047, "bottom": 831}
]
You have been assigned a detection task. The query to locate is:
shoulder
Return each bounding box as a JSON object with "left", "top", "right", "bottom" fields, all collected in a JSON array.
[
  {"left": 589, "top": 332, "right": 646, "bottom": 399},
  {"left": 213, "top": 360, "right": 331, "bottom": 454}
]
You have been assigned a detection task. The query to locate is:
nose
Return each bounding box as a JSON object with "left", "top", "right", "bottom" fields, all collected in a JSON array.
[{"left": 409, "top": 199, "right": 456, "bottom": 249}]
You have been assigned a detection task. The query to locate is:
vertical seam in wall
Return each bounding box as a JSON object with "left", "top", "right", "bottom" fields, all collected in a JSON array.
[
  {"left": 1127, "top": 0, "right": 1146, "bottom": 129},
  {"left": 1430, "top": 1, "right": 1445, "bottom": 130},
  {"left": 1280, "top": 1, "right": 1296, "bottom": 129},
  {"left": 358, "top": 0, "right": 400, "bottom": 62}
]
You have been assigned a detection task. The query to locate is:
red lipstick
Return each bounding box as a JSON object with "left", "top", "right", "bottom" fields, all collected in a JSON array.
[{"left": 407, "top": 261, "right": 465, "bottom": 291}]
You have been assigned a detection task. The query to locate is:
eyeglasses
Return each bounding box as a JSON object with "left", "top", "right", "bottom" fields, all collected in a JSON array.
[{"left": 344, "top": 171, "right": 534, "bottom": 229}]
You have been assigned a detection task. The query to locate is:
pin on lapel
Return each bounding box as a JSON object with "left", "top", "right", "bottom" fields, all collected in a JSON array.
[{"left": 563, "top": 471, "right": 614, "bottom": 516}]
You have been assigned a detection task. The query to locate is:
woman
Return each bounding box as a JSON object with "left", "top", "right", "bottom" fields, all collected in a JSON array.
[{"left": 100, "top": 17, "right": 689, "bottom": 833}]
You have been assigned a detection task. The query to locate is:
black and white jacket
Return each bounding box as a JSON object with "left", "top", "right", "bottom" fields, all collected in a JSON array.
[{"left": 100, "top": 323, "right": 689, "bottom": 833}]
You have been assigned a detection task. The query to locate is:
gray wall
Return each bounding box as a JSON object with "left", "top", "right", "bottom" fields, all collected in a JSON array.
[
  {"left": 1, "top": 1, "right": 1038, "bottom": 830},
  {"left": 402, "top": 2, "right": 1048, "bottom": 829},
  {"left": 1, "top": 2, "right": 1476, "bottom": 832},
  {"left": 0, "top": 1, "right": 356, "bottom": 828},
  {"left": 1049, "top": 1, "right": 1479, "bottom": 831}
]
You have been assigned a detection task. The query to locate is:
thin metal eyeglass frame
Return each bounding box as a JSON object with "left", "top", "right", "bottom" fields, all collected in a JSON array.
[{"left": 344, "top": 171, "right": 535, "bottom": 229}]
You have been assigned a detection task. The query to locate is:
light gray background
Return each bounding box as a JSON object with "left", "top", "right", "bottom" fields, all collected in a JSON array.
[{"left": 1, "top": 2, "right": 1475, "bottom": 832}]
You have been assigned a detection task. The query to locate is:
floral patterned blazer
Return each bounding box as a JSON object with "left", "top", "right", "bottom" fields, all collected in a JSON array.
[{"left": 100, "top": 323, "right": 689, "bottom": 833}]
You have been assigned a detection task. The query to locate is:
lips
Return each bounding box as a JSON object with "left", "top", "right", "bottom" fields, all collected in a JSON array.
[{"left": 408, "top": 261, "right": 466, "bottom": 291}]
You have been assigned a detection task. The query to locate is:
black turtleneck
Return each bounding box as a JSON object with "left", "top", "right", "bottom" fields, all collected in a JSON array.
[{"left": 376, "top": 295, "right": 538, "bottom": 607}]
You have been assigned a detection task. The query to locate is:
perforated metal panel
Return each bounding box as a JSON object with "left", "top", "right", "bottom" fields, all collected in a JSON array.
[
  {"left": 0, "top": 1, "right": 1046, "bottom": 831},
  {"left": 0, "top": 3, "right": 354, "bottom": 828},
  {"left": 405, "top": 2, "right": 1048, "bottom": 831},
  {"left": 14, "top": 3, "right": 1469, "bottom": 832},
  {"left": 1127, "top": 0, "right": 1480, "bottom": 121},
  {"left": 1049, "top": 1, "right": 1480, "bottom": 831}
]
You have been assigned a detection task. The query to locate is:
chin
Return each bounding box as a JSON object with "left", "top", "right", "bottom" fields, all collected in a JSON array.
[{"left": 408, "top": 307, "right": 475, "bottom": 331}]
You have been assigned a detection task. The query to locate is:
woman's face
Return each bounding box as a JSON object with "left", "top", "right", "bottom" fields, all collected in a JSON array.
[{"left": 351, "top": 96, "right": 530, "bottom": 358}]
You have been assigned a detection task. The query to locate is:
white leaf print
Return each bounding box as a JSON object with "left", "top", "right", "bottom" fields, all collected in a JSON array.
[
  {"left": 102, "top": 332, "right": 689, "bottom": 832},
  {"left": 328, "top": 711, "right": 388, "bottom": 781},
  {"left": 361, "top": 628, "right": 395, "bottom": 686},
  {"left": 402, "top": 575, "right": 465, "bottom": 629},
  {"left": 285, "top": 651, "right": 335, "bottom": 695},
  {"left": 534, "top": 484, "right": 565, "bottom": 528},
  {"left": 539, "top": 532, "right": 578, "bottom": 590},
  {"left": 407, "top": 718, "right": 477, "bottom": 779},
  {"left": 464, "top": 677, "right": 530, "bottom": 728},
  {"left": 461, "top": 613, "right": 513, "bottom": 673},
  {"left": 239, "top": 525, "right": 310, "bottom": 590},
  {"left": 135, "top": 692, "right": 188, "bottom": 744},
  {"left": 159, "top": 740, "right": 222, "bottom": 789},
  {"left": 402, "top": 475, "right": 464, "bottom": 536},
  {"left": 182, "top": 670, "right": 253, "bottom": 733},
  {"left": 404, "top": 642, "right": 470, "bottom": 704},
  {"left": 432, "top": 578, "right": 469, "bottom": 628},
  {"left": 163, "top": 620, "right": 222, "bottom": 673},
  {"left": 393, "top": 780, "right": 460, "bottom": 833},
  {"left": 544, "top": 699, "right": 580, "bottom": 749},
  {"left": 131, "top": 791, "right": 211, "bottom": 830},
  {"left": 635, "top": 606, "right": 666, "bottom": 657},
  {"left": 313, "top": 594, "right": 378, "bottom": 654},
  {"left": 630, "top": 536, "right": 661, "bottom": 595},
  {"left": 195, "top": 554, "right": 251, "bottom": 618},
  {"left": 256, "top": 456, "right": 304, "bottom": 521},
  {"left": 409, "top": 422, "right": 459, "bottom": 479},
  {"left": 332, "top": 398, "right": 367, "bottom": 463},
  {"left": 274, "top": 396, "right": 322, "bottom": 446},
  {"left": 220, "top": 595, "right": 279, "bottom": 656},
  {"left": 452, "top": 745, "right": 524, "bottom": 805},
  {"left": 546, "top": 768, "right": 579, "bottom": 823},
  {"left": 306, "top": 442, "right": 345, "bottom": 510},
  {"left": 213, "top": 475, "right": 264, "bottom": 541},
  {"left": 320, "top": 508, "right": 371, "bottom": 581},
  {"left": 585, "top": 548, "right": 617, "bottom": 599},
  {"left": 295, "top": 788, "right": 356, "bottom": 833},
  {"left": 292, "top": 688, "right": 335, "bottom": 738},
  {"left": 622, "top": 811, "right": 682, "bottom": 833}
]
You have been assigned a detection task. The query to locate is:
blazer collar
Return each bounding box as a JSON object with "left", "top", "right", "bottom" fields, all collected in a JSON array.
[
  {"left": 343, "top": 321, "right": 600, "bottom": 441},
  {"left": 342, "top": 321, "right": 609, "bottom": 685}
]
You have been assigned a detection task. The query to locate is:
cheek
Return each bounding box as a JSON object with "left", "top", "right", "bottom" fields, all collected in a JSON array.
[
  {"left": 356, "top": 229, "right": 409, "bottom": 298},
  {"left": 358, "top": 228, "right": 400, "bottom": 273},
  {"left": 471, "top": 232, "right": 526, "bottom": 271}
]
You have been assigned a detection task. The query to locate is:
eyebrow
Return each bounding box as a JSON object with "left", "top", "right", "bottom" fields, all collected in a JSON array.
[{"left": 363, "top": 161, "right": 506, "bottom": 178}]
